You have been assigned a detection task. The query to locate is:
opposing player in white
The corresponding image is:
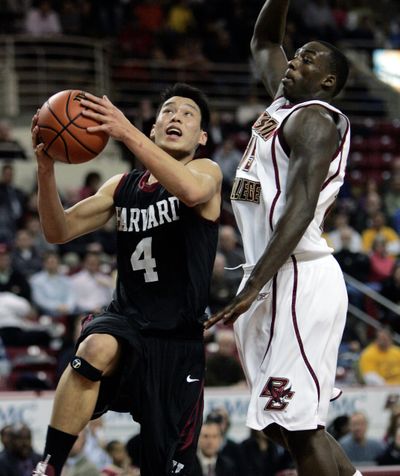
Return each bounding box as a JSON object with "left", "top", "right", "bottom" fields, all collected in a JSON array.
[{"left": 206, "top": 1, "right": 363, "bottom": 476}]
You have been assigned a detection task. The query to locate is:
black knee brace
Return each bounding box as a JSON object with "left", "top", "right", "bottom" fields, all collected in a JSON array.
[{"left": 70, "top": 355, "right": 103, "bottom": 382}]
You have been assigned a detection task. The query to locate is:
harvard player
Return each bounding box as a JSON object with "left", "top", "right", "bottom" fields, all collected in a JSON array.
[
  {"left": 32, "top": 83, "right": 222, "bottom": 476},
  {"left": 205, "top": 2, "right": 362, "bottom": 476}
]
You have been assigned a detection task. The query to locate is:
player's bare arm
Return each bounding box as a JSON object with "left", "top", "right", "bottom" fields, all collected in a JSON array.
[
  {"left": 205, "top": 106, "right": 339, "bottom": 329},
  {"left": 80, "top": 93, "right": 222, "bottom": 220},
  {"left": 251, "top": 0, "right": 290, "bottom": 98},
  {"left": 32, "top": 111, "right": 120, "bottom": 244}
]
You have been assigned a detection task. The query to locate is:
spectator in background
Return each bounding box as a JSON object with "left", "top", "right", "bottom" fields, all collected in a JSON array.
[
  {"left": 339, "top": 412, "right": 385, "bottom": 465},
  {"left": 77, "top": 171, "right": 102, "bottom": 202},
  {"left": 59, "top": 0, "right": 82, "bottom": 35},
  {"left": 208, "top": 252, "right": 237, "bottom": 315},
  {"left": 0, "top": 120, "right": 27, "bottom": 161},
  {"left": 327, "top": 212, "right": 362, "bottom": 252},
  {"left": 205, "top": 407, "right": 245, "bottom": 475},
  {"left": 0, "top": 337, "right": 10, "bottom": 390},
  {"left": 0, "top": 163, "right": 26, "bottom": 245},
  {"left": 352, "top": 190, "right": 382, "bottom": 234},
  {"left": 383, "top": 174, "right": 400, "bottom": 232},
  {"left": 362, "top": 211, "right": 400, "bottom": 257},
  {"left": 166, "top": 0, "right": 195, "bottom": 34},
  {"left": 240, "top": 429, "right": 294, "bottom": 476},
  {"left": 0, "top": 423, "right": 42, "bottom": 476},
  {"left": 333, "top": 226, "right": 370, "bottom": 309},
  {"left": 0, "top": 424, "right": 13, "bottom": 452},
  {"left": 25, "top": 215, "right": 56, "bottom": 257},
  {"left": 84, "top": 418, "right": 111, "bottom": 471},
  {"left": 212, "top": 138, "right": 243, "bottom": 195},
  {"left": 62, "top": 430, "right": 100, "bottom": 476},
  {"left": 11, "top": 229, "right": 43, "bottom": 279},
  {"left": 133, "top": 0, "right": 164, "bottom": 34},
  {"left": 0, "top": 243, "right": 31, "bottom": 301},
  {"left": 70, "top": 251, "right": 114, "bottom": 314},
  {"left": 217, "top": 225, "right": 245, "bottom": 292},
  {"left": 101, "top": 440, "right": 138, "bottom": 476},
  {"left": 381, "top": 260, "right": 400, "bottom": 333},
  {"left": 236, "top": 94, "right": 265, "bottom": 128},
  {"left": 377, "top": 426, "right": 400, "bottom": 466},
  {"left": 191, "top": 421, "right": 237, "bottom": 476},
  {"left": 205, "top": 328, "right": 245, "bottom": 387},
  {"left": 0, "top": 291, "right": 51, "bottom": 347},
  {"left": 303, "top": 0, "right": 338, "bottom": 42},
  {"left": 30, "top": 251, "right": 76, "bottom": 318},
  {"left": 367, "top": 235, "right": 396, "bottom": 294},
  {"left": 24, "top": 0, "right": 62, "bottom": 36},
  {"left": 59, "top": 0, "right": 82, "bottom": 36},
  {"left": 358, "top": 327, "right": 400, "bottom": 386},
  {"left": 327, "top": 415, "right": 350, "bottom": 442}
]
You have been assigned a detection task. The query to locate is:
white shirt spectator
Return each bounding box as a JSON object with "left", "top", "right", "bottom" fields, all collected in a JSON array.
[{"left": 24, "top": 1, "right": 62, "bottom": 36}]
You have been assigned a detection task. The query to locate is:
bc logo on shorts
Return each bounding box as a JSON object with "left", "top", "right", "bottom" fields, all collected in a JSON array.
[
  {"left": 72, "top": 358, "right": 82, "bottom": 369},
  {"left": 260, "top": 377, "right": 295, "bottom": 411}
]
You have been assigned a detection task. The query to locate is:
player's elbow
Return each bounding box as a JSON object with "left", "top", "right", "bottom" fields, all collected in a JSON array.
[
  {"left": 178, "top": 190, "right": 205, "bottom": 208},
  {"left": 42, "top": 226, "right": 69, "bottom": 244}
]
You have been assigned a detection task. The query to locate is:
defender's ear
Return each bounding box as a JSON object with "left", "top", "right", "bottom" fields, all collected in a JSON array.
[
  {"left": 322, "top": 74, "right": 336, "bottom": 91},
  {"left": 150, "top": 125, "right": 156, "bottom": 140}
]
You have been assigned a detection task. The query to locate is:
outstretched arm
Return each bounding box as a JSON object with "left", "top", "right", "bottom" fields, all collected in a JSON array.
[
  {"left": 251, "top": 0, "right": 290, "bottom": 98},
  {"left": 205, "top": 106, "right": 339, "bottom": 328}
]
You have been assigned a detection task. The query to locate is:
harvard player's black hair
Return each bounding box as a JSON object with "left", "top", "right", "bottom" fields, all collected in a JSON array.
[{"left": 158, "top": 83, "right": 210, "bottom": 130}]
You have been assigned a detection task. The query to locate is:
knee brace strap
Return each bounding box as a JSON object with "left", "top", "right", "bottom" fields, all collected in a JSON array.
[{"left": 70, "top": 355, "right": 103, "bottom": 382}]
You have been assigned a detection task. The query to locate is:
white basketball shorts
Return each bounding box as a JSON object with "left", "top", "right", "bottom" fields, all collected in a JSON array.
[{"left": 234, "top": 254, "right": 348, "bottom": 432}]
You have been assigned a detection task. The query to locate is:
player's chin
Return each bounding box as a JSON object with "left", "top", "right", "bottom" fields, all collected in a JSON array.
[{"left": 161, "top": 143, "right": 191, "bottom": 160}]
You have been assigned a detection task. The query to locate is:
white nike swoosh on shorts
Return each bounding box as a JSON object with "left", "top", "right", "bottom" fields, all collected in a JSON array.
[{"left": 186, "top": 375, "right": 200, "bottom": 383}]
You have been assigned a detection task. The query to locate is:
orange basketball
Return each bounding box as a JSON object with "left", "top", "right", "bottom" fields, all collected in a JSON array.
[{"left": 37, "top": 90, "right": 109, "bottom": 164}]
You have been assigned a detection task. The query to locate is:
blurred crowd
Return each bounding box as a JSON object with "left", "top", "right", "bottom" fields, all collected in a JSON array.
[
  {"left": 4, "top": 403, "right": 400, "bottom": 475},
  {"left": 1, "top": 0, "right": 400, "bottom": 62}
]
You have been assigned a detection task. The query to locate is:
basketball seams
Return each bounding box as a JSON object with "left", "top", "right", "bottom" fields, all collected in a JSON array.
[
  {"left": 39, "top": 123, "right": 71, "bottom": 164},
  {"left": 37, "top": 89, "right": 108, "bottom": 164},
  {"left": 43, "top": 92, "right": 98, "bottom": 156}
]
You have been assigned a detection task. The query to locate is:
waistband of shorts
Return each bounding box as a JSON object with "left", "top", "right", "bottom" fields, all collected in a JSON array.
[
  {"left": 243, "top": 253, "right": 333, "bottom": 276},
  {"left": 140, "top": 327, "right": 204, "bottom": 342}
]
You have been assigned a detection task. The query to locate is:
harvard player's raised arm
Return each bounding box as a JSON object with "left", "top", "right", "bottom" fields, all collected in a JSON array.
[{"left": 251, "top": 0, "right": 290, "bottom": 99}]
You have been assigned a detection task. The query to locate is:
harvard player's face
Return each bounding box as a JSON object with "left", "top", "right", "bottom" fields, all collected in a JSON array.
[
  {"left": 151, "top": 96, "right": 207, "bottom": 160},
  {"left": 282, "top": 42, "right": 334, "bottom": 103}
]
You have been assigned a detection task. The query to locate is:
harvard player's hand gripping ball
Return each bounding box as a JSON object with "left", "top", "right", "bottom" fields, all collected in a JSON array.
[{"left": 37, "top": 90, "right": 109, "bottom": 164}]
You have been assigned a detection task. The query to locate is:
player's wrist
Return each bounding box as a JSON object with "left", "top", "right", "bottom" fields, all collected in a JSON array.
[{"left": 37, "top": 159, "right": 55, "bottom": 174}]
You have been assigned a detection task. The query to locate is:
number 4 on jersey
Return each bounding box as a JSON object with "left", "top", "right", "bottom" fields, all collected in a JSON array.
[{"left": 130, "top": 237, "right": 159, "bottom": 283}]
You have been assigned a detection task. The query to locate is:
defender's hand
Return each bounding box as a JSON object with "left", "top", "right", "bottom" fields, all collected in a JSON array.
[{"left": 204, "top": 285, "right": 260, "bottom": 329}]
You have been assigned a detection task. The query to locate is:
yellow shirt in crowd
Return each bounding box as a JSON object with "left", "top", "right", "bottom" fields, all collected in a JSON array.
[{"left": 359, "top": 343, "right": 400, "bottom": 385}]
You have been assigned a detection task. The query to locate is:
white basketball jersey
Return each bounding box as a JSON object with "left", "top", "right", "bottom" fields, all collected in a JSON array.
[{"left": 231, "top": 96, "right": 351, "bottom": 265}]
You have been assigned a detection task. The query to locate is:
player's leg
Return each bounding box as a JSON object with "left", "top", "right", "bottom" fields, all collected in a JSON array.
[
  {"left": 139, "top": 336, "right": 205, "bottom": 476},
  {"left": 35, "top": 333, "right": 121, "bottom": 476},
  {"left": 326, "top": 431, "right": 360, "bottom": 476},
  {"left": 283, "top": 427, "right": 355, "bottom": 476},
  {"left": 263, "top": 423, "right": 289, "bottom": 449}
]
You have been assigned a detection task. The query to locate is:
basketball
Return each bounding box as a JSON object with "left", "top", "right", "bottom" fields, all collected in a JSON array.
[{"left": 37, "top": 90, "right": 109, "bottom": 164}]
